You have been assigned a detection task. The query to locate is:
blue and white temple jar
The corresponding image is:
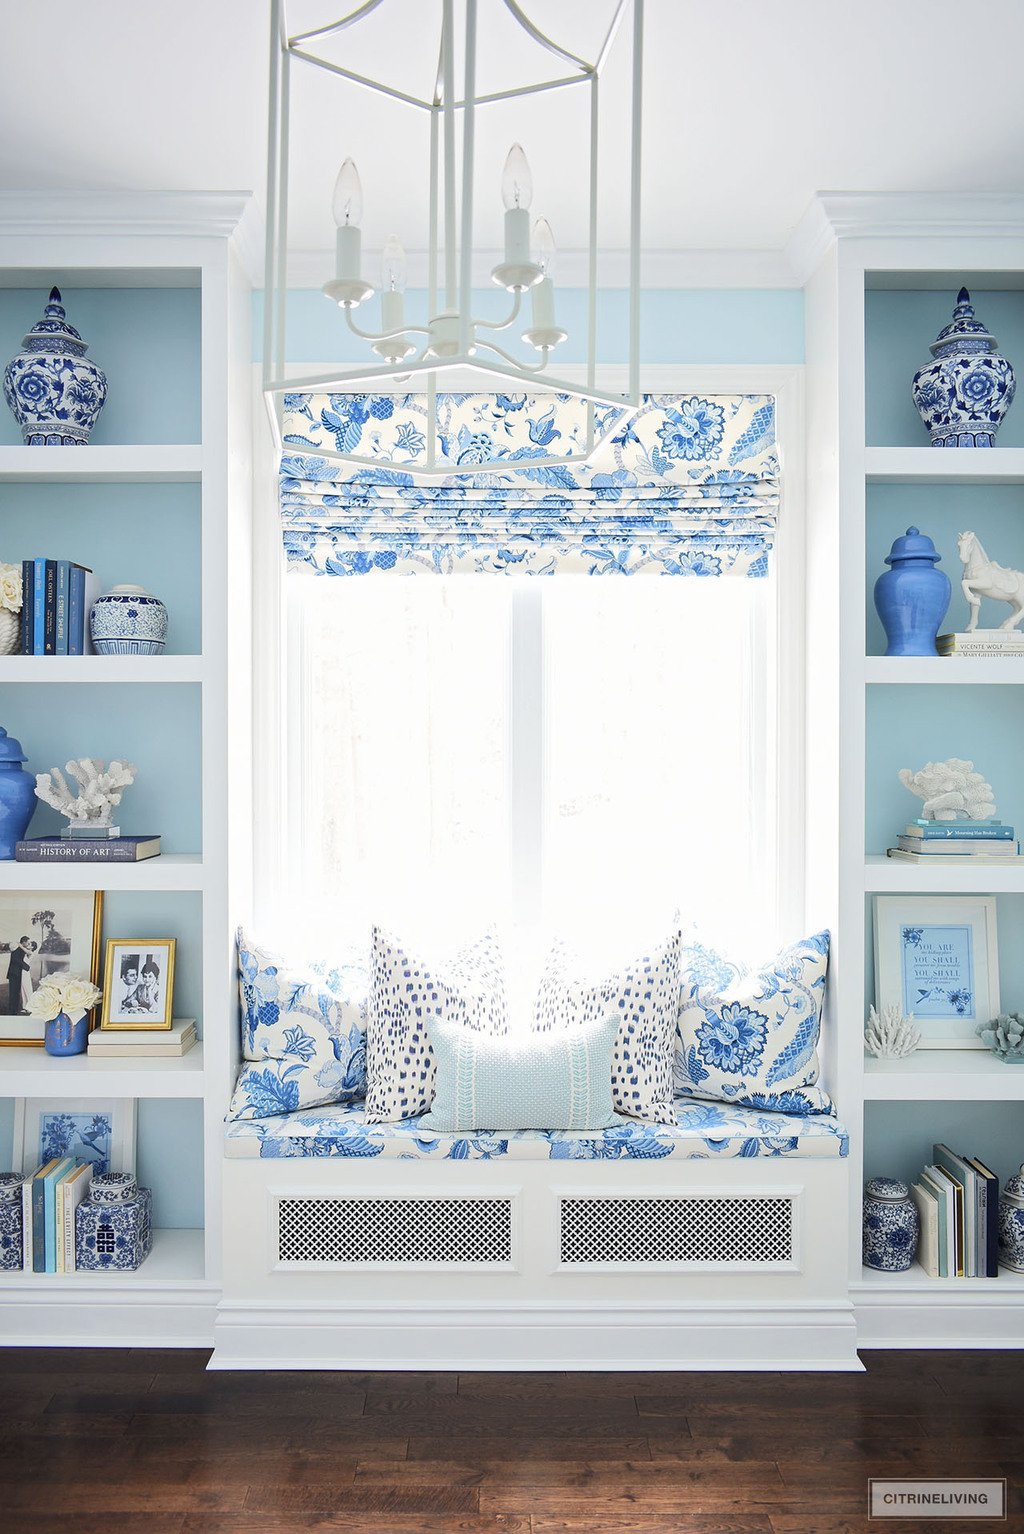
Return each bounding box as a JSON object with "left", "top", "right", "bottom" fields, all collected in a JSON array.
[
  {"left": 76, "top": 1180, "right": 152, "bottom": 1271},
  {"left": 90, "top": 584, "right": 168, "bottom": 655},
  {"left": 912, "top": 288, "right": 1016, "bottom": 447},
  {"left": 998, "top": 1164, "right": 1024, "bottom": 1274},
  {"left": 0, "top": 1173, "right": 24, "bottom": 1270},
  {"left": 3, "top": 287, "right": 108, "bottom": 446},
  {"left": 863, "top": 1176, "right": 920, "bottom": 1272}
]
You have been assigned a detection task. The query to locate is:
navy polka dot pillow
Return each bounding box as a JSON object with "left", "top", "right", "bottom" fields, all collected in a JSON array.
[{"left": 366, "top": 926, "right": 509, "bottom": 1123}]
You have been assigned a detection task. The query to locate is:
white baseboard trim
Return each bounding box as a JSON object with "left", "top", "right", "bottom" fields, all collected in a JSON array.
[
  {"left": 855, "top": 1293, "right": 1024, "bottom": 1350},
  {"left": 0, "top": 1290, "right": 218, "bottom": 1348},
  {"left": 211, "top": 1300, "right": 861, "bottom": 1371}
]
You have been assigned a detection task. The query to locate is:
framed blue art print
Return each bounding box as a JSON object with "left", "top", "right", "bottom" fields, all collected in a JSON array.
[{"left": 873, "top": 896, "right": 999, "bottom": 1048}]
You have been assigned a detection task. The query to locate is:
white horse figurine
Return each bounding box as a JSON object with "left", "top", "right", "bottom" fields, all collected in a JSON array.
[{"left": 958, "top": 529, "right": 1024, "bottom": 632}]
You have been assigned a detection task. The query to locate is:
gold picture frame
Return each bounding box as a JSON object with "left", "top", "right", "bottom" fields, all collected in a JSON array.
[
  {"left": 100, "top": 938, "right": 176, "bottom": 1030},
  {"left": 0, "top": 891, "right": 103, "bottom": 1048}
]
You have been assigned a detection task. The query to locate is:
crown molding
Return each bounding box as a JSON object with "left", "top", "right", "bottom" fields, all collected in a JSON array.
[
  {"left": 786, "top": 191, "right": 1024, "bottom": 285},
  {"left": 0, "top": 190, "right": 258, "bottom": 261}
]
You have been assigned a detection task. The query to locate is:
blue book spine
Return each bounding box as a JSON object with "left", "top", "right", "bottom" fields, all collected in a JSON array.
[
  {"left": 55, "top": 561, "right": 70, "bottom": 655},
  {"left": 20, "top": 560, "right": 33, "bottom": 654},
  {"left": 43, "top": 1158, "right": 74, "bottom": 1273},
  {"left": 43, "top": 560, "right": 57, "bottom": 655},
  {"left": 32, "top": 559, "right": 46, "bottom": 655},
  {"left": 913, "top": 822, "right": 1013, "bottom": 840},
  {"left": 68, "top": 565, "right": 87, "bottom": 656}
]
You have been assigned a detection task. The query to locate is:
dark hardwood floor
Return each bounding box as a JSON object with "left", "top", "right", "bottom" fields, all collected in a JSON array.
[{"left": 0, "top": 1348, "right": 1022, "bottom": 1533}]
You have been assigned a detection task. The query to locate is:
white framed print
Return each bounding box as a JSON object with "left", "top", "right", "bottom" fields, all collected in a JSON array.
[
  {"left": 12, "top": 1098, "right": 136, "bottom": 1175},
  {"left": 873, "top": 895, "right": 999, "bottom": 1049}
]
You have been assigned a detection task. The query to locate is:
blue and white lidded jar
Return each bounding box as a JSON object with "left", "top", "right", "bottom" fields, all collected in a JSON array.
[
  {"left": 912, "top": 288, "right": 1016, "bottom": 447},
  {"left": 3, "top": 287, "right": 108, "bottom": 446},
  {"left": 76, "top": 1179, "right": 152, "bottom": 1272},
  {"left": 89, "top": 585, "right": 168, "bottom": 655},
  {"left": 0, "top": 1173, "right": 24, "bottom": 1271},
  {"left": 998, "top": 1164, "right": 1024, "bottom": 1274},
  {"left": 863, "top": 1176, "right": 920, "bottom": 1272}
]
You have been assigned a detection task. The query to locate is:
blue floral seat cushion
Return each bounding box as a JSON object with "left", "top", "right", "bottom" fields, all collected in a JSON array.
[{"left": 224, "top": 1097, "right": 848, "bottom": 1161}]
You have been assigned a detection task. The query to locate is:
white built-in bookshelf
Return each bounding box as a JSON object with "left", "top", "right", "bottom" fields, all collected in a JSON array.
[
  {"left": 804, "top": 194, "right": 1024, "bottom": 1347},
  {"left": 0, "top": 195, "right": 253, "bottom": 1344}
]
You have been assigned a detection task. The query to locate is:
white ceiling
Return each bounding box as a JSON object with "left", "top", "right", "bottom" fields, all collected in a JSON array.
[{"left": 3, "top": 0, "right": 1023, "bottom": 280}]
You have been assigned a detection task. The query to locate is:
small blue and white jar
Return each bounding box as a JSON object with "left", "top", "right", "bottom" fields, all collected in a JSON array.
[
  {"left": 0, "top": 1173, "right": 24, "bottom": 1271},
  {"left": 76, "top": 1182, "right": 152, "bottom": 1272},
  {"left": 912, "top": 288, "right": 1016, "bottom": 447},
  {"left": 89, "top": 1172, "right": 137, "bottom": 1205},
  {"left": 90, "top": 584, "right": 167, "bottom": 655},
  {"left": 998, "top": 1164, "right": 1024, "bottom": 1274},
  {"left": 3, "top": 287, "right": 107, "bottom": 446},
  {"left": 863, "top": 1176, "right": 920, "bottom": 1272}
]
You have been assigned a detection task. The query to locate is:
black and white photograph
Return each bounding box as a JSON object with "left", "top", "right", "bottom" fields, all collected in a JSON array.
[
  {"left": 100, "top": 937, "right": 175, "bottom": 1029},
  {"left": 0, "top": 892, "right": 103, "bottom": 1046}
]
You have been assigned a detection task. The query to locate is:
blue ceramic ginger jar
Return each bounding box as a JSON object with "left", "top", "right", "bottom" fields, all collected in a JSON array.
[
  {"left": 0, "top": 1174, "right": 24, "bottom": 1271},
  {"left": 998, "top": 1164, "right": 1024, "bottom": 1274},
  {"left": 874, "top": 526, "right": 951, "bottom": 656},
  {"left": 863, "top": 1175, "right": 920, "bottom": 1272},
  {"left": 3, "top": 288, "right": 107, "bottom": 446},
  {"left": 76, "top": 1178, "right": 152, "bottom": 1272},
  {"left": 0, "top": 726, "right": 36, "bottom": 859},
  {"left": 912, "top": 288, "right": 1016, "bottom": 447},
  {"left": 90, "top": 584, "right": 168, "bottom": 655}
]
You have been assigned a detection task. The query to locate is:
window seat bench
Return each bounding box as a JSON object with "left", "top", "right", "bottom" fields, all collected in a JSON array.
[{"left": 224, "top": 1098, "right": 849, "bottom": 1161}]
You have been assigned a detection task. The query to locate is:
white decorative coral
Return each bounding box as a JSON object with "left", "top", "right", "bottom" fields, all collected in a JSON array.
[
  {"left": 865, "top": 1003, "right": 921, "bottom": 1059},
  {"left": 34, "top": 757, "right": 137, "bottom": 826},
  {"left": 898, "top": 757, "right": 997, "bottom": 821}
]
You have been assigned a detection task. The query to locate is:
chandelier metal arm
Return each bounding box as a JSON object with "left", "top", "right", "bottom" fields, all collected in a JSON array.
[
  {"left": 289, "top": 47, "right": 433, "bottom": 110},
  {"left": 343, "top": 311, "right": 432, "bottom": 343},
  {"left": 453, "top": 72, "right": 590, "bottom": 109},
  {"left": 289, "top": 0, "right": 385, "bottom": 49},
  {"left": 474, "top": 290, "right": 522, "bottom": 331},
  {"left": 500, "top": 0, "right": 595, "bottom": 74},
  {"left": 472, "top": 336, "right": 552, "bottom": 373}
]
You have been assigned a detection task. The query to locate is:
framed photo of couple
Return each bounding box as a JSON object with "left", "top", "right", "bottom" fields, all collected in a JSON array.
[
  {"left": 100, "top": 938, "right": 176, "bottom": 1029},
  {"left": 0, "top": 891, "right": 103, "bottom": 1047}
]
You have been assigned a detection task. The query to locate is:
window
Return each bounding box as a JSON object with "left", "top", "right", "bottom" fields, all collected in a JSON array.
[{"left": 270, "top": 566, "right": 794, "bottom": 960}]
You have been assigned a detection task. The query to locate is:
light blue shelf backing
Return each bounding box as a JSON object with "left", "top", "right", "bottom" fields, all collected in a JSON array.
[
  {"left": 0, "top": 287, "right": 201, "bottom": 446},
  {"left": 101, "top": 892, "right": 203, "bottom": 1031},
  {"left": 255, "top": 287, "right": 806, "bottom": 366},
  {"left": 0, "top": 1095, "right": 204, "bottom": 1232},
  {"left": 866, "top": 287, "right": 1024, "bottom": 450},
  {"left": 865, "top": 483, "right": 1024, "bottom": 657},
  {"left": 866, "top": 685, "right": 1024, "bottom": 856},
  {"left": 0, "top": 684, "right": 201, "bottom": 853},
  {"left": 865, "top": 1100, "right": 1024, "bottom": 1193},
  {"left": 1, "top": 482, "right": 201, "bottom": 655}
]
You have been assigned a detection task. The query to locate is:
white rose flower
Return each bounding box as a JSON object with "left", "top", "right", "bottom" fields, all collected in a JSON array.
[
  {"left": 59, "top": 975, "right": 103, "bottom": 1014},
  {"left": 27, "top": 982, "right": 65, "bottom": 1023},
  {"left": 0, "top": 563, "right": 22, "bottom": 614}
]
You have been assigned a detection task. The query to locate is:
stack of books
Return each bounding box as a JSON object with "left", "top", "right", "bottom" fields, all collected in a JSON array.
[
  {"left": 87, "top": 1018, "right": 197, "bottom": 1058},
  {"left": 21, "top": 1159, "right": 93, "bottom": 1272},
  {"left": 912, "top": 1143, "right": 999, "bottom": 1279},
  {"left": 16, "top": 833, "right": 161, "bottom": 863},
  {"left": 19, "top": 558, "right": 99, "bottom": 655},
  {"left": 939, "top": 631, "right": 1024, "bottom": 658},
  {"left": 887, "top": 818, "right": 1020, "bottom": 864}
]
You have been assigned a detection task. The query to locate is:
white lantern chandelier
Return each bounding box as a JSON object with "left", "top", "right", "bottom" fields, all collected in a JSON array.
[{"left": 264, "top": 0, "right": 644, "bottom": 473}]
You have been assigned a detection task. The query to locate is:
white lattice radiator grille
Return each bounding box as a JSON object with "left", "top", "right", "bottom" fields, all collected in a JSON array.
[
  {"left": 275, "top": 1195, "right": 514, "bottom": 1268},
  {"left": 559, "top": 1194, "right": 795, "bottom": 1267}
]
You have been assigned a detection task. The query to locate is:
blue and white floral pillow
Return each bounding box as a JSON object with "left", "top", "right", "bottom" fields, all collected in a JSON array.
[
  {"left": 365, "top": 927, "right": 509, "bottom": 1124},
  {"left": 674, "top": 931, "right": 834, "bottom": 1115},
  {"left": 534, "top": 927, "right": 681, "bottom": 1126},
  {"left": 226, "top": 930, "right": 368, "bottom": 1121}
]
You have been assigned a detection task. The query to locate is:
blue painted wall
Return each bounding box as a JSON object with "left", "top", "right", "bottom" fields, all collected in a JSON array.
[
  {"left": 865, "top": 1101, "right": 1024, "bottom": 1195},
  {"left": 0, "top": 287, "right": 202, "bottom": 446},
  {"left": 255, "top": 286, "right": 805, "bottom": 365}
]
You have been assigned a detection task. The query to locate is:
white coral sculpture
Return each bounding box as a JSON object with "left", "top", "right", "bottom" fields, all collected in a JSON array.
[
  {"left": 34, "top": 758, "right": 137, "bottom": 826},
  {"left": 897, "top": 757, "right": 997, "bottom": 821},
  {"left": 864, "top": 1003, "right": 921, "bottom": 1059}
]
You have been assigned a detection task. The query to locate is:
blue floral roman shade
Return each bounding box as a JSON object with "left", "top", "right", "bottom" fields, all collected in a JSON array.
[{"left": 279, "top": 391, "right": 778, "bottom": 577}]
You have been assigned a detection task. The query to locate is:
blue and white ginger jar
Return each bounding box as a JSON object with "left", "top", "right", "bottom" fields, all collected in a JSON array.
[
  {"left": 912, "top": 288, "right": 1016, "bottom": 447},
  {"left": 863, "top": 1175, "right": 920, "bottom": 1272},
  {"left": 3, "top": 287, "right": 107, "bottom": 446},
  {"left": 0, "top": 1173, "right": 24, "bottom": 1271},
  {"left": 90, "top": 584, "right": 167, "bottom": 655},
  {"left": 75, "top": 1180, "right": 152, "bottom": 1272},
  {"left": 998, "top": 1164, "right": 1024, "bottom": 1274}
]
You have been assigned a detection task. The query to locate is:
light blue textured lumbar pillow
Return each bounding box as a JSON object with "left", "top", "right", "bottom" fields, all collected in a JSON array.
[{"left": 420, "top": 1012, "right": 621, "bottom": 1132}]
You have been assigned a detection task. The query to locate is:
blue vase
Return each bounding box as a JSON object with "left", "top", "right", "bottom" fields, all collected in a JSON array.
[
  {"left": 912, "top": 288, "right": 1016, "bottom": 447},
  {"left": 863, "top": 1176, "right": 920, "bottom": 1272},
  {"left": 874, "top": 527, "right": 951, "bottom": 656},
  {"left": 44, "top": 1010, "right": 90, "bottom": 1057},
  {"left": 0, "top": 727, "right": 36, "bottom": 859}
]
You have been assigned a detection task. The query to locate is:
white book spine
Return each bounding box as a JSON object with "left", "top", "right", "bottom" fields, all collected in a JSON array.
[{"left": 21, "top": 1178, "right": 32, "bottom": 1272}]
